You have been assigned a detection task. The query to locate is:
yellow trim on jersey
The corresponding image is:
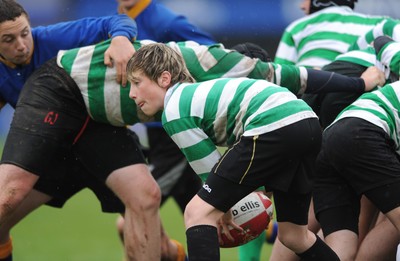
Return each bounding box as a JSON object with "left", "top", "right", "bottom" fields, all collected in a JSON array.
[{"left": 118, "top": 0, "right": 152, "bottom": 19}]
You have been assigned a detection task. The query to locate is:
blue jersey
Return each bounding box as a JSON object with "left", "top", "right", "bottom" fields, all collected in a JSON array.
[
  {"left": 0, "top": 14, "right": 137, "bottom": 108},
  {"left": 120, "top": 0, "right": 215, "bottom": 45}
]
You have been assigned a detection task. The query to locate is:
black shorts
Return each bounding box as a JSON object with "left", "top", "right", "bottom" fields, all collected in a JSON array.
[
  {"left": 302, "top": 61, "right": 367, "bottom": 129},
  {"left": 1, "top": 58, "right": 146, "bottom": 212},
  {"left": 198, "top": 118, "right": 321, "bottom": 224},
  {"left": 314, "top": 118, "right": 400, "bottom": 235},
  {"left": 35, "top": 157, "right": 125, "bottom": 213}
]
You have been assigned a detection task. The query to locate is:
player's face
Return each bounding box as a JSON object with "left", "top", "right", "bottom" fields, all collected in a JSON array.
[
  {"left": 118, "top": 0, "right": 140, "bottom": 10},
  {"left": 300, "top": 0, "right": 311, "bottom": 15},
  {"left": 0, "top": 14, "right": 33, "bottom": 65},
  {"left": 129, "top": 70, "right": 167, "bottom": 117}
]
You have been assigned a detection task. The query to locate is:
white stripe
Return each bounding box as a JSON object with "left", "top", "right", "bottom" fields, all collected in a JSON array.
[
  {"left": 243, "top": 111, "right": 317, "bottom": 136},
  {"left": 221, "top": 56, "right": 258, "bottom": 78},
  {"left": 69, "top": 46, "right": 95, "bottom": 118},
  {"left": 190, "top": 80, "right": 217, "bottom": 118},
  {"left": 214, "top": 78, "right": 243, "bottom": 144},
  {"left": 171, "top": 128, "right": 209, "bottom": 149},
  {"left": 103, "top": 67, "right": 124, "bottom": 126},
  {"left": 299, "top": 39, "right": 350, "bottom": 57},
  {"left": 164, "top": 84, "right": 186, "bottom": 121},
  {"left": 232, "top": 80, "right": 270, "bottom": 138}
]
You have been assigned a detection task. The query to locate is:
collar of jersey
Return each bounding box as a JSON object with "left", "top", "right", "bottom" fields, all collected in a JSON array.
[{"left": 118, "top": 0, "right": 152, "bottom": 19}]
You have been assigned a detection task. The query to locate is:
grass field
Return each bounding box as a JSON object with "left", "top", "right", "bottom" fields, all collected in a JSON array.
[{"left": 11, "top": 189, "right": 273, "bottom": 260}]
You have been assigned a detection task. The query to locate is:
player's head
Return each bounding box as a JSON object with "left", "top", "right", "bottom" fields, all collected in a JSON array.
[
  {"left": 302, "top": 0, "right": 357, "bottom": 15},
  {"left": 127, "top": 43, "right": 194, "bottom": 116},
  {"left": 0, "top": 0, "right": 33, "bottom": 65},
  {"left": 127, "top": 43, "right": 194, "bottom": 86},
  {"left": 117, "top": 0, "right": 140, "bottom": 13},
  {"left": 231, "top": 42, "right": 271, "bottom": 62}
]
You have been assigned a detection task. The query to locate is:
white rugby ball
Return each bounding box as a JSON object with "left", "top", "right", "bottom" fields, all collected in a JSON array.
[{"left": 220, "top": 192, "right": 274, "bottom": 248}]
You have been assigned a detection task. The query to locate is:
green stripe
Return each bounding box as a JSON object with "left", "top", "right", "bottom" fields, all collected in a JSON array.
[
  {"left": 87, "top": 44, "right": 108, "bottom": 123},
  {"left": 163, "top": 117, "right": 202, "bottom": 136},
  {"left": 182, "top": 139, "right": 215, "bottom": 163},
  {"left": 275, "top": 64, "right": 301, "bottom": 94},
  {"left": 290, "top": 13, "right": 383, "bottom": 35},
  {"left": 226, "top": 79, "right": 256, "bottom": 144},
  {"left": 297, "top": 32, "right": 358, "bottom": 51},
  {"left": 179, "top": 83, "right": 197, "bottom": 117},
  {"left": 246, "top": 100, "right": 311, "bottom": 131},
  {"left": 120, "top": 83, "right": 140, "bottom": 125},
  {"left": 60, "top": 48, "right": 79, "bottom": 75},
  {"left": 298, "top": 49, "right": 340, "bottom": 63},
  {"left": 247, "top": 60, "right": 270, "bottom": 79},
  {"left": 203, "top": 79, "right": 229, "bottom": 142}
]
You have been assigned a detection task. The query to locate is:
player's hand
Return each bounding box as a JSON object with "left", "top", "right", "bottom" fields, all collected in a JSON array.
[
  {"left": 217, "top": 210, "right": 243, "bottom": 246},
  {"left": 361, "top": 66, "right": 386, "bottom": 91},
  {"left": 104, "top": 36, "right": 136, "bottom": 87}
]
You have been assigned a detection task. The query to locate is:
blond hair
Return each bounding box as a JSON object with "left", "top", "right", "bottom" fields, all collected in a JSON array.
[{"left": 127, "top": 43, "right": 195, "bottom": 86}]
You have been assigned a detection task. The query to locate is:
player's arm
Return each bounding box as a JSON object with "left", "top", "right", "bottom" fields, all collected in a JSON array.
[
  {"left": 375, "top": 36, "right": 400, "bottom": 77},
  {"left": 163, "top": 118, "right": 221, "bottom": 183},
  {"left": 350, "top": 18, "right": 400, "bottom": 51},
  {"left": 40, "top": 14, "right": 137, "bottom": 86}
]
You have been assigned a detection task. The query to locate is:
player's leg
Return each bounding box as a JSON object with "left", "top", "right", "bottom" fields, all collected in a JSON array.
[
  {"left": 356, "top": 213, "right": 399, "bottom": 261},
  {"left": 74, "top": 122, "right": 162, "bottom": 260},
  {"left": 0, "top": 189, "right": 51, "bottom": 261},
  {"left": 106, "top": 163, "right": 161, "bottom": 261}
]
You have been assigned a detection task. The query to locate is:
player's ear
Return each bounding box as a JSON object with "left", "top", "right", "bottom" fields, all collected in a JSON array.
[{"left": 158, "top": 71, "right": 171, "bottom": 89}]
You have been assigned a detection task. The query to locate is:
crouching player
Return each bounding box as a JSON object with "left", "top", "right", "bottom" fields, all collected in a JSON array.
[{"left": 125, "top": 43, "right": 385, "bottom": 260}]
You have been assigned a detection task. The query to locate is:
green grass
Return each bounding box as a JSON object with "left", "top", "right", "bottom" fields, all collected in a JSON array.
[{"left": 11, "top": 189, "right": 273, "bottom": 260}]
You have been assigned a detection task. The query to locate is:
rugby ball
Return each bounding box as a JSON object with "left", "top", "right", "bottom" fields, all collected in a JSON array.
[{"left": 220, "top": 192, "right": 274, "bottom": 248}]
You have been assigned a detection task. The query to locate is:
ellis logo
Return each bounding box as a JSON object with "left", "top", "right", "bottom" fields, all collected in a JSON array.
[{"left": 232, "top": 200, "right": 260, "bottom": 216}]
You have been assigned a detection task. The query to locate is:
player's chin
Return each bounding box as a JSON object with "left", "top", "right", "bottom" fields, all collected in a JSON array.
[{"left": 137, "top": 106, "right": 156, "bottom": 122}]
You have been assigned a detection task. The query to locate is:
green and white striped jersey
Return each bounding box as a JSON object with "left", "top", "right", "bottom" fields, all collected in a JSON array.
[
  {"left": 332, "top": 80, "right": 400, "bottom": 154},
  {"left": 376, "top": 40, "right": 400, "bottom": 77},
  {"left": 334, "top": 47, "right": 390, "bottom": 79},
  {"left": 350, "top": 18, "right": 400, "bottom": 51},
  {"left": 274, "top": 6, "right": 386, "bottom": 68},
  {"left": 57, "top": 39, "right": 308, "bottom": 126},
  {"left": 162, "top": 78, "right": 317, "bottom": 180}
]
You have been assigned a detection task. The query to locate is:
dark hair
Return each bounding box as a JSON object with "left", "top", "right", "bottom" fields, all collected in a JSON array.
[
  {"left": 0, "top": 0, "right": 28, "bottom": 24},
  {"left": 231, "top": 42, "right": 271, "bottom": 62},
  {"left": 309, "top": 0, "right": 357, "bottom": 14}
]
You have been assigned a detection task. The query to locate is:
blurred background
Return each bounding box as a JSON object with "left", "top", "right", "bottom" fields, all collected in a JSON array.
[{"left": 1, "top": 0, "right": 400, "bottom": 139}]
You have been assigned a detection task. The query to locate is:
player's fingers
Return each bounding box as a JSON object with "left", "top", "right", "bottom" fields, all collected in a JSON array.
[
  {"left": 104, "top": 52, "right": 112, "bottom": 68},
  {"left": 221, "top": 223, "right": 234, "bottom": 241},
  {"left": 115, "top": 64, "right": 122, "bottom": 84},
  {"left": 120, "top": 64, "right": 127, "bottom": 87}
]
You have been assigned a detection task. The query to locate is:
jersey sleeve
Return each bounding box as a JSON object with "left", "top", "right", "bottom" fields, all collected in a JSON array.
[
  {"left": 163, "top": 118, "right": 221, "bottom": 183},
  {"left": 350, "top": 18, "right": 400, "bottom": 51},
  {"left": 35, "top": 14, "right": 137, "bottom": 50},
  {"left": 376, "top": 39, "right": 400, "bottom": 77}
]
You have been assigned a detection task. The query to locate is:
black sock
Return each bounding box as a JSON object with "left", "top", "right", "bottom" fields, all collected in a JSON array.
[
  {"left": 186, "top": 225, "right": 219, "bottom": 261},
  {"left": 296, "top": 235, "right": 339, "bottom": 261}
]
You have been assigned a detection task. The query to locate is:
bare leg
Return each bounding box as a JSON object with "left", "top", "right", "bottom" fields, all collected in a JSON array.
[
  {"left": 106, "top": 164, "right": 161, "bottom": 261},
  {"left": 270, "top": 201, "right": 320, "bottom": 261},
  {"left": 116, "top": 215, "right": 185, "bottom": 261},
  {"left": 356, "top": 213, "right": 399, "bottom": 261},
  {"left": 324, "top": 230, "right": 358, "bottom": 261},
  {"left": 357, "top": 195, "right": 379, "bottom": 246},
  {"left": 0, "top": 189, "right": 51, "bottom": 243},
  {"left": 0, "top": 164, "right": 38, "bottom": 228}
]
